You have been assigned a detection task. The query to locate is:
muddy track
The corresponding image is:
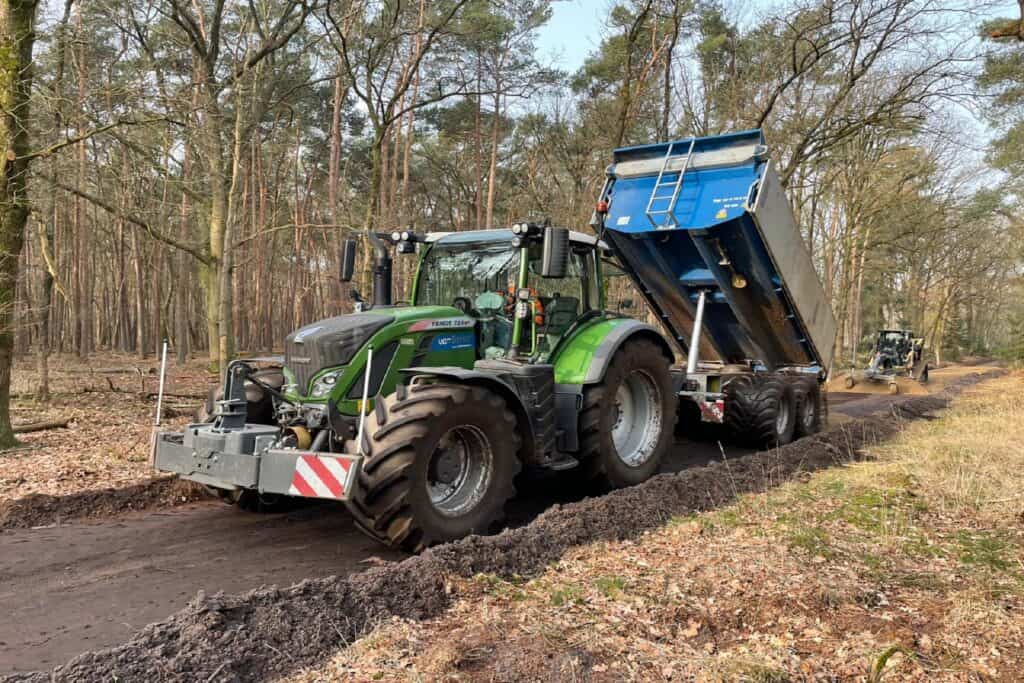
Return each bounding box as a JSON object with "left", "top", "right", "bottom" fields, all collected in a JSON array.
[
  {"left": 0, "top": 477, "right": 210, "bottom": 530},
  {"left": 5, "top": 370, "right": 1004, "bottom": 683}
]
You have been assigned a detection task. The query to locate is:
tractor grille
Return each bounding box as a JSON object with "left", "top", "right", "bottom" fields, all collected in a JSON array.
[{"left": 284, "top": 313, "right": 393, "bottom": 394}]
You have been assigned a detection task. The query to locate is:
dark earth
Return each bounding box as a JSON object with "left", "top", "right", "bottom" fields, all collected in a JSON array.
[{"left": 0, "top": 376, "right": 998, "bottom": 680}]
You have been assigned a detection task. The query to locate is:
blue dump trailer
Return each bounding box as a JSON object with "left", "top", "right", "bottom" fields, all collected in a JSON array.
[{"left": 595, "top": 129, "right": 837, "bottom": 445}]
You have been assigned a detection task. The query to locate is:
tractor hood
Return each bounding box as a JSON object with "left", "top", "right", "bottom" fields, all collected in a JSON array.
[{"left": 284, "top": 312, "right": 394, "bottom": 393}]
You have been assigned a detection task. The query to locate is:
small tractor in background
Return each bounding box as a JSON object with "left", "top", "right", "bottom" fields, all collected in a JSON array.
[
  {"left": 153, "top": 129, "right": 836, "bottom": 552},
  {"left": 844, "top": 329, "right": 928, "bottom": 394}
]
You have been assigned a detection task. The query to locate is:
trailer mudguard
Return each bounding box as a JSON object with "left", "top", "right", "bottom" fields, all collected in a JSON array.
[{"left": 552, "top": 317, "right": 674, "bottom": 387}]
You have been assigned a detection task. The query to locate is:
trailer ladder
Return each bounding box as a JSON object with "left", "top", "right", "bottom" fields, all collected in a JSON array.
[{"left": 644, "top": 138, "right": 696, "bottom": 229}]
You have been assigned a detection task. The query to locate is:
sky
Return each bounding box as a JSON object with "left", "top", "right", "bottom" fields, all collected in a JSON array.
[
  {"left": 536, "top": 0, "right": 1024, "bottom": 75},
  {"left": 536, "top": 0, "right": 607, "bottom": 74}
]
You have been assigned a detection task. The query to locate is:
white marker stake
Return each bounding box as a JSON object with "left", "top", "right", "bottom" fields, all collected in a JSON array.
[
  {"left": 356, "top": 347, "right": 374, "bottom": 455},
  {"left": 155, "top": 339, "right": 169, "bottom": 427}
]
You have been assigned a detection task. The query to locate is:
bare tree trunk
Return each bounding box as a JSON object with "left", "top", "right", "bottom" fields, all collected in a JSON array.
[
  {"left": 474, "top": 59, "right": 483, "bottom": 230},
  {"left": 175, "top": 136, "right": 191, "bottom": 363},
  {"left": 485, "top": 87, "right": 501, "bottom": 230},
  {"left": 0, "top": 0, "right": 41, "bottom": 446}
]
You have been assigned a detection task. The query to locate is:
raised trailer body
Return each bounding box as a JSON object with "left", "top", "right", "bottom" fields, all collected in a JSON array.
[{"left": 596, "top": 129, "right": 837, "bottom": 425}]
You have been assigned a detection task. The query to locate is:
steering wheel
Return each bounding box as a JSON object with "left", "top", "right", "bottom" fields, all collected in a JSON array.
[{"left": 452, "top": 296, "right": 474, "bottom": 315}]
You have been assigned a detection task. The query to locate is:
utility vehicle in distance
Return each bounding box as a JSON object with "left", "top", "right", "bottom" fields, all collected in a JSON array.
[{"left": 844, "top": 329, "right": 928, "bottom": 394}]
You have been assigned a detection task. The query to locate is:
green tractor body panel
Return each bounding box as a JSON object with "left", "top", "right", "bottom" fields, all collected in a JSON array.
[
  {"left": 551, "top": 317, "right": 628, "bottom": 385},
  {"left": 282, "top": 305, "right": 477, "bottom": 416}
]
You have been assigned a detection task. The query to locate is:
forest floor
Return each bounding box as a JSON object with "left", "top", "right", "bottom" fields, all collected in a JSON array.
[
  {"left": 0, "top": 354, "right": 218, "bottom": 527},
  {"left": 292, "top": 371, "right": 1024, "bottom": 683}
]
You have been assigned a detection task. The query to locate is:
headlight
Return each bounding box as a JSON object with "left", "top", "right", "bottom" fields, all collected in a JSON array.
[{"left": 310, "top": 370, "right": 343, "bottom": 397}]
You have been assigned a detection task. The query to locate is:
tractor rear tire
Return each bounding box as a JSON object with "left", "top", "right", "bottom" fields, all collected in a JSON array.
[
  {"left": 578, "top": 339, "right": 676, "bottom": 488},
  {"left": 723, "top": 374, "right": 797, "bottom": 448},
  {"left": 794, "top": 379, "right": 824, "bottom": 438},
  {"left": 195, "top": 367, "right": 283, "bottom": 425},
  {"left": 346, "top": 383, "right": 521, "bottom": 552}
]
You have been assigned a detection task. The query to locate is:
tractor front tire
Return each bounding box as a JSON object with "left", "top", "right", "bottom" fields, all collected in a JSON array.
[
  {"left": 723, "top": 374, "right": 797, "bottom": 449},
  {"left": 346, "top": 383, "right": 521, "bottom": 553},
  {"left": 578, "top": 339, "right": 676, "bottom": 488},
  {"left": 212, "top": 489, "right": 293, "bottom": 513},
  {"left": 198, "top": 367, "right": 288, "bottom": 512},
  {"left": 195, "top": 367, "right": 283, "bottom": 424}
]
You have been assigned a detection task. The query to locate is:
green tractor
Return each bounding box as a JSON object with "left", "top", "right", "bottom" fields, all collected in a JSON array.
[
  {"left": 156, "top": 224, "right": 677, "bottom": 551},
  {"left": 155, "top": 129, "right": 836, "bottom": 552}
]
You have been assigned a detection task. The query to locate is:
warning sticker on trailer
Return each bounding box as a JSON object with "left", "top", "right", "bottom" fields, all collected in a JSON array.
[{"left": 616, "top": 215, "right": 631, "bottom": 226}]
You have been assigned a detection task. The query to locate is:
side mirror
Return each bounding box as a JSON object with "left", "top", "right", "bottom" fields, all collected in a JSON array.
[
  {"left": 540, "top": 227, "right": 569, "bottom": 278},
  {"left": 339, "top": 239, "right": 357, "bottom": 282}
]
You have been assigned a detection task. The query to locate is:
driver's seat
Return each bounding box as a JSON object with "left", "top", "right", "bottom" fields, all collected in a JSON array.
[{"left": 544, "top": 296, "right": 579, "bottom": 336}]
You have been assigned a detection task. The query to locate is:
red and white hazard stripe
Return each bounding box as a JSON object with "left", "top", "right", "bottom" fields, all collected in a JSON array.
[{"left": 289, "top": 454, "right": 353, "bottom": 500}]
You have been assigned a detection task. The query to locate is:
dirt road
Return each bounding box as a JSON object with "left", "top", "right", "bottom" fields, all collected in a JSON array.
[{"left": 0, "top": 391, "right": 916, "bottom": 675}]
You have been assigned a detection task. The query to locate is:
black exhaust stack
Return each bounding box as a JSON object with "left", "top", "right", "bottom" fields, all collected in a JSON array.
[{"left": 368, "top": 231, "right": 392, "bottom": 307}]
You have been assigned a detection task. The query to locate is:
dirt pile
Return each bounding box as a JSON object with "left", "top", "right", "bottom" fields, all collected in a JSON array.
[
  {"left": 0, "top": 476, "right": 209, "bottom": 529},
  {"left": 5, "top": 370, "right": 1003, "bottom": 683}
]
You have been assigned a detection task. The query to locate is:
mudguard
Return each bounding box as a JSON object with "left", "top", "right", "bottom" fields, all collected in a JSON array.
[{"left": 553, "top": 317, "right": 674, "bottom": 386}]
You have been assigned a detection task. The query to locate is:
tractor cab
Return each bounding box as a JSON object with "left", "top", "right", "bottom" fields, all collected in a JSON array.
[{"left": 411, "top": 229, "right": 604, "bottom": 361}]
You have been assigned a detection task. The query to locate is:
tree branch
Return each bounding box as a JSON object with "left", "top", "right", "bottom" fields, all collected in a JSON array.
[
  {"left": 19, "top": 117, "right": 172, "bottom": 161},
  {"left": 39, "top": 173, "right": 211, "bottom": 265}
]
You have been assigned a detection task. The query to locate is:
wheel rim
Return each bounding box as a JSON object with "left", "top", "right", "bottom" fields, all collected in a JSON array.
[
  {"left": 426, "top": 425, "right": 493, "bottom": 517},
  {"left": 611, "top": 370, "right": 662, "bottom": 467},
  {"left": 775, "top": 395, "right": 791, "bottom": 436},
  {"left": 801, "top": 395, "right": 816, "bottom": 431}
]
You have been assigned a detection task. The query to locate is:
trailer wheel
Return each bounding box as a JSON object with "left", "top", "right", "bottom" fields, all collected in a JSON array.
[
  {"left": 346, "top": 383, "right": 520, "bottom": 552},
  {"left": 195, "top": 367, "right": 283, "bottom": 424},
  {"left": 723, "top": 375, "right": 797, "bottom": 448},
  {"left": 794, "top": 380, "right": 824, "bottom": 438},
  {"left": 918, "top": 364, "right": 930, "bottom": 384},
  {"left": 578, "top": 339, "right": 676, "bottom": 488},
  {"left": 843, "top": 375, "right": 855, "bottom": 389}
]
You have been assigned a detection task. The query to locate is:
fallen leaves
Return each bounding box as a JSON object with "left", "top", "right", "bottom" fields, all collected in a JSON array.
[{"left": 1, "top": 353, "right": 214, "bottom": 507}]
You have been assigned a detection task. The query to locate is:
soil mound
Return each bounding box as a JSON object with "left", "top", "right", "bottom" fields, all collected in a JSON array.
[{"left": 0, "top": 477, "right": 209, "bottom": 530}]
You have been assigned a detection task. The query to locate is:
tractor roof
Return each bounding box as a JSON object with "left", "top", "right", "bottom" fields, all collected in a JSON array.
[{"left": 426, "top": 228, "right": 607, "bottom": 249}]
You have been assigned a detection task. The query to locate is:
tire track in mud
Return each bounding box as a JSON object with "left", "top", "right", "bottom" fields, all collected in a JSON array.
[{"left": 6, "top": 369, "right": 1005, "bottom": 683}]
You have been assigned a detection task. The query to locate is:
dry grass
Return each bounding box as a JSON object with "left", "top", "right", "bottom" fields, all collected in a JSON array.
[
  {"left": 292, "top": 372, "right": 1024, "bottom": 682},
  {"left": 865, "top": 376, "right": 1024, "bottom": 523}
]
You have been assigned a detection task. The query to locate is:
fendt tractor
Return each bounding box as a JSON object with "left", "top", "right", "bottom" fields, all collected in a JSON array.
[
  {"left": 844, "top": 329, "right": 929, "bottom": 394},
  {"left": 153, "top": 130, "right": 837, "bottom": 552}
]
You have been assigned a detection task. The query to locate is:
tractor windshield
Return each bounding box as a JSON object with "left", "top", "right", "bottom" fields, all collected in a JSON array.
[
  {"left": 416, "top": 241, "right": 520, "bottom": 313},
  {"left": 415, "top": 237, "right": 600, "bottom": 358}
]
